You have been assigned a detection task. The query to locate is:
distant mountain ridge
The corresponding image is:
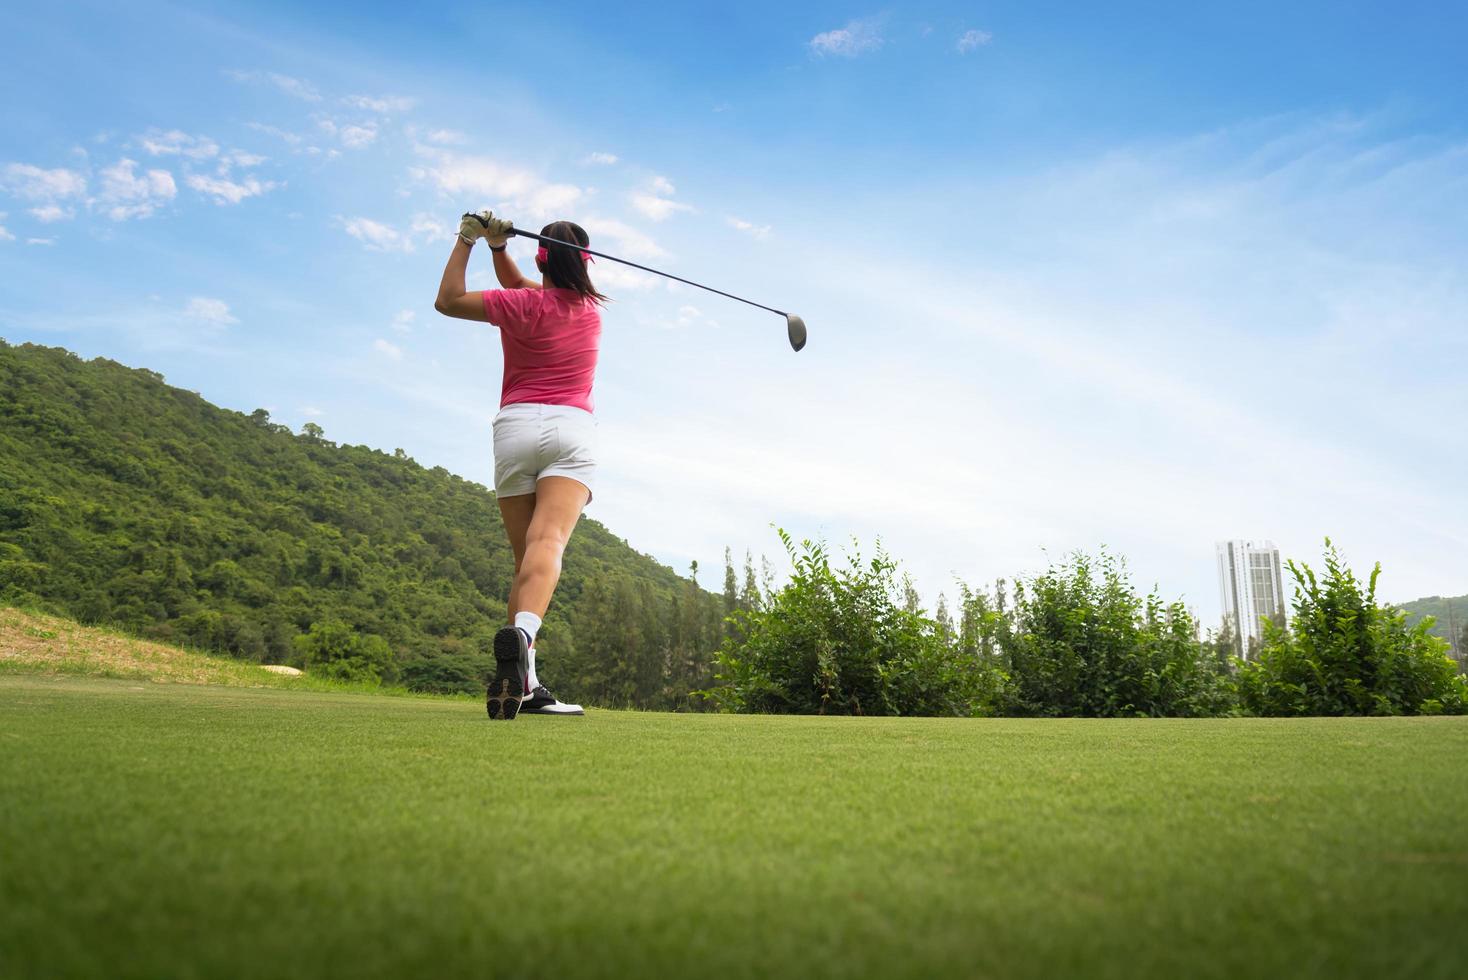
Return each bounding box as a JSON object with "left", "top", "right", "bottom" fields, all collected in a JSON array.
[
  {"left": 1396, "top": 593, "right": 1468, "bottom": 650},
  {"left": 0, "top": 339, "right": 723, "bottom": 703}
]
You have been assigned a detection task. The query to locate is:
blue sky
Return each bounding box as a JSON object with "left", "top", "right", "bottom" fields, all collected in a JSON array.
[{"left": 3, "top": 0, "right": 1466, "bottom": 624}]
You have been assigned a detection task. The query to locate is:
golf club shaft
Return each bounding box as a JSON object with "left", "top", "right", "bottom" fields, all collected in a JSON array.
[{"left": 509, "top": 229, "right": 788, "bottom": 318}]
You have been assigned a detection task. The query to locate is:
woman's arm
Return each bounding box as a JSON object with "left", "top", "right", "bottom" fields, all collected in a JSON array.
[
  {"left": 433, "top": 238, "right": 488, "bottom": 321},
  {"left": 492, "top": 247, "right": 541, "bottom": 290}
]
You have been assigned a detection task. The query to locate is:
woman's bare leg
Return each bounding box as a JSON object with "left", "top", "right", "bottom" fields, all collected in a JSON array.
[
  {"left": 510, "top": 476, "right": 589, "bottom": 618},
  {"left": 497, "top": 492, "right": 536, "bottom": 621}
]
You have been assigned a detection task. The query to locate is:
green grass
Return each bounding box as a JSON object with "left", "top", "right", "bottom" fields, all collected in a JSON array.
[{"left": 2, "top": 677, "right": 1466, "bottom": 979}]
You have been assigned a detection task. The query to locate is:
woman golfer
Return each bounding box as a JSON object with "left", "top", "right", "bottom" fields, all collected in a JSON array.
[{"left": 434, "top": 211, "right": 603, "bottom": 719}]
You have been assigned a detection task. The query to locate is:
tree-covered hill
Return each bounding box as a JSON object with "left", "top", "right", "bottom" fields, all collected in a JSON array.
[
  {"left": 1397, "top": 593, "right": 1468, "bottom": 654},
  {"left": 0, "top": 339, "right": 723, "bottom": 703}
]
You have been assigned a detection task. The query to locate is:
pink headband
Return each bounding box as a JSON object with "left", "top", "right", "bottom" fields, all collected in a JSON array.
[{"left": 536, "top": 246, "right": 593, "bottom": 264}]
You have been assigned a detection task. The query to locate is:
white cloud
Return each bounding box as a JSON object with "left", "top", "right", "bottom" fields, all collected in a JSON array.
[
  {"left": 27, "top": 238, "right": 55, "bottom": 246},
  {"left": 392, "top": 309, "right": 416, "bottom": 333},
  {"left": 409, "top": 213, "right": 451, "bottom": 242},
  {"left": 591, "top": 262, "right": 660, "bottom": 292},
  {"left": 373, "top": 338, "right": 404, "bottom": 360},
  {"left": 580, "top": 216, "right": 667, "bottom": 260},
  {"left": 727, "top": 216, "right": 772, "bottom": 239},
  {"left": 301, "top": 405, "right": 324, "bottom": 418},
  {"left": 423, "top": 129, "right": 467, "bottom": 145},
  {"left": 809, "top": 21, "right": 883, "bottom": 57},
  {"left": 320, "top": 119, "right": 379, "bottom": 149},
  {"left": 3, "top": 163, "right": 87, "bottom": 201},
  {"left": 583, "top": 152, "right": 619, "bottom": 165},
  {"left": 12, "top": 303, "right": 238, "bottom": 353},
  {"left": 183, "top": 297, "right": 238, "bottom": 325},
  {"left": 220, "top": 150, "right": 267, "bottom": 169},
  {"left": 0, "top": 217, "right": 13, "bottom": 242},
  {"left": 957, "top": 29, "right": 993, "bottom": 53},
  {"left": 226, "top": 70, "right": 321, "bottom": 102},
  {"left": 527, "top": 184, "right": 584, "bottom": 215},
  {"left": 336, "top": 213, "right": 445, "bottom": 253},
  {"left": 630, "top": 175, "right": 695, "bottom": 222},
  {"left": 186, "top": 173, "right": 277, "bottom": 205},
  {"left": 138, "top": 129, "right": 220, "bottom": 160},
  {"left": 246, "top": 122, "right": 303, "bottom": 146},
  {"left": 340, "top": 216, "right": 407, "bottom": 251},
  {"left": 411, "top": 150, "right": 585, "bottom": 221},
  {"left": 629, "top": 301, "right": 721, "bottom": 331},
  {"left": 341, "top": 125, "right": 378, "bottom": 148},
  {"left": 29, "top": 204, "right": 72, "bottom": 223},
  {"left": 344, "top": 94, "right": 416, "bottom": 113},
  {"left": 97, "top": 159, "right": 176, "bottom": 220},
  {"left": 630, "top": 193, "right": 694, "bottom": 222}
]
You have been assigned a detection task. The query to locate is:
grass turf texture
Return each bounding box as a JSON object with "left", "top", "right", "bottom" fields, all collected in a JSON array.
[{"left": 2, "top": 677, "right": 1465, "bottom": 980}]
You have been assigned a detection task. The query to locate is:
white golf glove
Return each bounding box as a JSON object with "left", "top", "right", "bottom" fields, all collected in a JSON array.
[{"left": 458, "top": 210, "right": 514, "bottom": 247}]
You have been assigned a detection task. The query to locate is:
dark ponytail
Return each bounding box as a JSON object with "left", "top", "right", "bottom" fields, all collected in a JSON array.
[{"left": 536, "top": 220, "right": 608, "bottom": 305}]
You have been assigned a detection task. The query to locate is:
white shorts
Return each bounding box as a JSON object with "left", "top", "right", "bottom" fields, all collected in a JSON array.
[{"left": 492, "top": 402, "right": 598, "bottom": 501}]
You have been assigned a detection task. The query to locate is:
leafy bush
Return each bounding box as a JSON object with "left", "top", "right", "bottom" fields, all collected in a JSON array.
[
  {"left": 1237, "top": 541, "right": 1467, "bottom": 716},
  {"left": 998, "top": 551, "right": 1233, "bottom": 718},
  {"left": 293, "top": 621, "right": 394, "bottom": 685},
  {"left": 709, "top": 532, "right": 1004, "bottom": 716}
]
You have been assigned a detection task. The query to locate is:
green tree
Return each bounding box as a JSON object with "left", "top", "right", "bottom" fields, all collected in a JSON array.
[
  {"left": 1237, "top": 541, "right": 1467, "bottom": 716},
  {"left": 722, "top": 547, "right": 738, "bottom": 626},
  {"left": 956, "top": 581, "right": 1006, "bottom": 663},
  {"left": 900, "top": 573, "right": 922, "bottom": 615},
  {"left": 999, "top": 551, "right": 1232, "bottom": 718},
  {"left": 1203, "top": 618, "right": 1237, "bottom": 672},
  {"left": 293, "top": 621, "right": 394, "bottom": 684},
  {"left": 934, "top": 593, "right": 954, "bottom": 644},
  {"left": 711, "top": 532, "right": 1002, "bottom": 716},
  {"left": 739, "top": 550, "right": 761, "bottom": 614}
]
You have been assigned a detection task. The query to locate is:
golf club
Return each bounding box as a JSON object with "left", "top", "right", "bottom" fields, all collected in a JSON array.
[{"left": 509, "top": 228, "right": 807, "bottom": 352}]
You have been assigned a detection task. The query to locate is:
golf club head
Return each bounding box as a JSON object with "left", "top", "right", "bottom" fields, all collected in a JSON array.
[{"left": 786, "top": 314, "right": 807, "bottom": 352}]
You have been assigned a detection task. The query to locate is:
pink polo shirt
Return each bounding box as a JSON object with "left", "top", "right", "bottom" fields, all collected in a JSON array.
[{"left": 481, "top": 287, "right": 602, "bottom": 414}]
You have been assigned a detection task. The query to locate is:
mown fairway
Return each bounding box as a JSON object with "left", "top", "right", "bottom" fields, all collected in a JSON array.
[{"left": 2, "top": 676, "right": 1465, "bottom": 979}]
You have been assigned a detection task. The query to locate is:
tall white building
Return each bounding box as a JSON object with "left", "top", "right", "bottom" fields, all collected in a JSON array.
[{"left": 1216, "top": 540, "right": 1287, "bottom": 658}]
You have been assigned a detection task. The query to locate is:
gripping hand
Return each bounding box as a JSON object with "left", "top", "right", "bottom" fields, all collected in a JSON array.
[{"left": 458, "top": 210, "right": 514, "bottom": 247}]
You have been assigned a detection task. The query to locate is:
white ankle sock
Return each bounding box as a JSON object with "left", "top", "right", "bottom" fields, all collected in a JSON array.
[
  {"left": 514, "top": 611, "right": 542, "bottom": 646},
  {"left": 514, "top": 612, "right": 543, "bottom": 694},
  {"left": 525, "top": 646, "right": 540, "bottom": 693}
]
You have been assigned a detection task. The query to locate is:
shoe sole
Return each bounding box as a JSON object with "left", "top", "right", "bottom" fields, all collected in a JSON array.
[
  {"left": 487, "top": 627, "right": 527, "bottom": 721},
  {"left": 520, "top": 702, "right": 585, "bottom": 716}
]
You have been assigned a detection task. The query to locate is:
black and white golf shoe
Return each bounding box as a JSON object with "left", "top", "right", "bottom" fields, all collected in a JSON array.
[
  {"left": 520, "top": 685, "right": 585, "bottom": 716},
  {"left": 487, "top": 626, "right": 530, "bottom": 720}
]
